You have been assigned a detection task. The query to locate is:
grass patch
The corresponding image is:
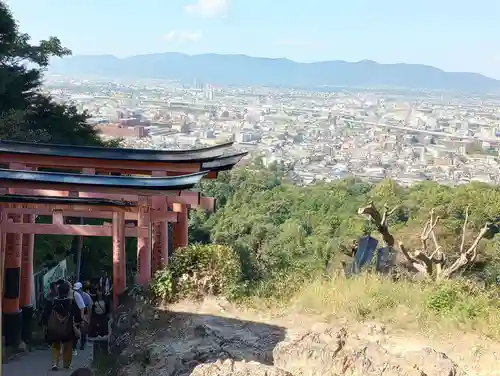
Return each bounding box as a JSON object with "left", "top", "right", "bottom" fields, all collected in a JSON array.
[{"left": 284, "top": 273, "right": 500, "bottom": 339}]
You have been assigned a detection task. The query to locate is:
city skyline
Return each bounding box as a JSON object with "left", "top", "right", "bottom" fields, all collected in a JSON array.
[{"left": 6, "top": 0, "right": 500, "bottom": 79}]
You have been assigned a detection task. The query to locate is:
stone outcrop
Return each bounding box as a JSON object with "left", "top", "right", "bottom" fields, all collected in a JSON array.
[
  {"left": 118, "top": 308, "right": 468, "bottom": 376},
  {"left": 119, "top": 311, "right": 285, "bottom": 376},
  {"left": 191, "top": 359, "right": 292, "bottom": 376},
  {"left": 272, "top": 325, "right": 468, "bottom": 376}
]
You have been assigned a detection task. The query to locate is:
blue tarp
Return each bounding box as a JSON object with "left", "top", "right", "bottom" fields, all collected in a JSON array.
[
  {"left": 346, "top": 235, "right": 379, "bottom": 275},
  {"left": 356, "top": 236, "right": 379, "bottom": 267}
]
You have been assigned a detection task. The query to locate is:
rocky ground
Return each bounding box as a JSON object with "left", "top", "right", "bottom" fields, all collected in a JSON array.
[{"left": 113, "top": 297, "right": 500, "bottom": 376}]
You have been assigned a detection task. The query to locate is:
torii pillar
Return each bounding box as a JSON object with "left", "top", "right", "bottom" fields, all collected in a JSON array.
[
  {"left": 112, "top": 211, "right": 126, "bottom": 307},
  {"left": 3, "top": 162, "right": 28, "bottom": 348},
  {"left": 151, "top": 171, "right": 169, "bottom": 276},
  {"left": 172, "top": 203, "right": 188, "bottom": 250},
  {"left": 136, "top": 196, "right": 151, "bottom": 285},
  {"left": 19, "top": 164, "right": 35, "bottom": 344},
  {"left": 20, "top": 214, "right": 35, "bottom": 344},
  {"left": 2, "top": 213, "right": 23, "bottom": 348}
]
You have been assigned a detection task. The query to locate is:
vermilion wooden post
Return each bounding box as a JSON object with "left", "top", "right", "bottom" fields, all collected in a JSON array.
[
  {"left": 136, "top": 196, "right": 151, "bottom": 285},
  {"left": 12, "top": 164, "right": 36, "bottom": 344},
  {"left": 77, "top": 168, "right": 96, "bottom": 280},
  {"left": 172, "top": 203, "right": 189, "bottom": 250},
  {"left": 20, "top": 213, "right": 35, "bottom": 343},
  {"left": 2, "top": 213, "right": 23, "bottom": 347},
  {"left": 20, "top": 214, "right": 34, "bottom": 307},
  {"left": 112, "top": 211, "right": 126, "bottom": 308},
  {"left": 151, "top": 171, "right": 169, "bottom": 275},
  {"left": 0, "top": 208, "right": 5, "bottom": 356}
]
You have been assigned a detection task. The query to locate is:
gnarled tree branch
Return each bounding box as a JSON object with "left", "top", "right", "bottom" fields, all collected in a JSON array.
[
  {"left": 357, "top": 202, "right": 396, "bottom": 247},
  {"left": 357, "top": 203, "right": 491, "bottom": 281},
  {"left": 440, "top": 221, "right": 490, "bottom": 279}
]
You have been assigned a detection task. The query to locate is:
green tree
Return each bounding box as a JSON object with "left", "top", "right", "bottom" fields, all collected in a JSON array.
[
  {"left": 0, "top": 1, "right": 115, "bottom": 146},
  {"left": 189, "top": 164, "right": 500, "bottom": 297},
  {"left": 0, "top": 1, "right": 121, "bottom": 272}
]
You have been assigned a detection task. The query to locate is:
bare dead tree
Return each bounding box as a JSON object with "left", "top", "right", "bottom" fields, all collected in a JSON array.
[{"left": 357, "top": 202, "right": 491, "bottom": 281}]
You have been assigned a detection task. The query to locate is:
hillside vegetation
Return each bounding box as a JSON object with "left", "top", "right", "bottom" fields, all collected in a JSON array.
[{"left": 154, "top": 161, "right": 500, "bottom": 339}]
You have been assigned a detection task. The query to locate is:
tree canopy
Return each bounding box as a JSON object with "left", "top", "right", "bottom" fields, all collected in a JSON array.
[
  {"left": 0, "top": 1, "right": 121, "bottom": 272},
  {"left": 189, "top": 161, "right": 500, "bottom": 297},
  {"left": 0, "top": 1, "right": 110, "bottom": 145}
]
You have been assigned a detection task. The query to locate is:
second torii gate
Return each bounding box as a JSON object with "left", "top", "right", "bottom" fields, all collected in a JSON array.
[{"left": 0, "top": 169, "right": 208, "bottom": 348}]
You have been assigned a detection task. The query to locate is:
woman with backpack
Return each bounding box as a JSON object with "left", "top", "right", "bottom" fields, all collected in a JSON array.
[
  {"left": 42, "top": 281, "right": 83, "bottom": 370},
  {"left": 88, "top": 286, "right": 111, "bottom": 339}
]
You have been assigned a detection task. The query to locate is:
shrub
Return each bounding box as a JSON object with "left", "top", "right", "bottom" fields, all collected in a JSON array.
[{"left": 151, "top": 243, "right": 242, "bottom": 302}]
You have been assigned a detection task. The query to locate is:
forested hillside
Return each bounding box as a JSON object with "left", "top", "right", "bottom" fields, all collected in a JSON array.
[{"left": 189, "top": 160, "right": 500, "bottom": 297}]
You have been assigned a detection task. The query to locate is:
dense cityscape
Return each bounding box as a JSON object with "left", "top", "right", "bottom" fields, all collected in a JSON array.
[
  {"left": 5, "top": 0, "right": 500, "bottom": 374},
  {"left": 46, "top": 75, "right": 500, "bottom": 186}
]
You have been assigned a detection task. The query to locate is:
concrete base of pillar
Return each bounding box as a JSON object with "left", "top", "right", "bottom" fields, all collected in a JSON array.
[
  {"left": 20, "top": 305, "right": 34, "bottom": 344},
  {"left": 3, "top": 310, "right": 22, "bottom": 347}
]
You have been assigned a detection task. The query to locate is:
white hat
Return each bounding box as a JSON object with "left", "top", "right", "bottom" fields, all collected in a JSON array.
[{"left": 74, "top": 282, "right": 83, "bottom": 290}]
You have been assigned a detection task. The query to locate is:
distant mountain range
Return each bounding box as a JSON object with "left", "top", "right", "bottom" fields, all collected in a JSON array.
[{"left": 48, "top": 52, "right": 500, "bottom": 92}]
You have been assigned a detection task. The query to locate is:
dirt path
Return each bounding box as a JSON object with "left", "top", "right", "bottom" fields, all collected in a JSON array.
[
  {"left": 166, "top": 297, "right": 500, "bottom": 376},
  {"left": 2, "top": 342, "right": 92, "bottom": 376}
]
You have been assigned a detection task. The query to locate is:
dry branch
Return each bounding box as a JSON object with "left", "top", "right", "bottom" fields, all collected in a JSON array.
[
  {"left": 459, "top": 206, "right": 469, "bottom": 254},
  {"left": 357, "top": 202, "right": 396, "bottom": 247},
  {"left": 439, "top": 221, "right": 490, "bottom": 279},
  {"left": 420, "top": 209, "right": 440, "bottom": 255},
  {"left": 358, "top": 202, "right": 492, "bottom": 281}
]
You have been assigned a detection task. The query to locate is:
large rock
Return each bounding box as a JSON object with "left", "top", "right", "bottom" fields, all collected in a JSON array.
[
  {"left": 272, "top": 326, "right": 468, "bottom": 376},
  {"left": 119, "top": 311, "right": 286, "bottom": 376},
  {"left": 191, "top": 359, "right": 292, "bottom": 376},
  {"left": 115, "top": 297, "right": 469, "bottom": 376}
]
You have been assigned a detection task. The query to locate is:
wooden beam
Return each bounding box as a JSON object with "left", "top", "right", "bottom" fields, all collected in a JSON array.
[
  {"left": 151, "top": 211, "right": 178, "bottom": 222},
  {"left": 0, "top": 181, "right": 185, "bottom": 196},
  {"left": 77, "top": 192, "right": 141, "bottom": 202},
  {"left": 93, "top": 168, "right": 217, "bottom": 179},
  {"left": 0, "top": 222, "right": 148, "bottom": 237},
  {"left": 0, "top": 208, "right": 178, "bottom": 222},
  {"left": 0, "top": 204, "right": 136, "bottom": 213},
  {"left": 24, "top": 190, "right": 204, "bottom": 206},
  {"left": 0, "top": 153, "right": 202, "bottom": 173},
  {"left": 167, "top": 191, "right": 201, "bottom": 206}
]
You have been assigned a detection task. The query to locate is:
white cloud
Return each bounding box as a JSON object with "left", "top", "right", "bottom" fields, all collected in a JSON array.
[
  {"left": 184, "top": 0, "right": 230, "bottom": 17},
  {"left": 164, "top": 30, "right": 203, "bottom": 42}
]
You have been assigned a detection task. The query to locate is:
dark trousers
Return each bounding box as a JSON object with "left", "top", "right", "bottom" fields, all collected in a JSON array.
[
  {"left": 79, "top": 331, "right": 87, "bottom": 350},
  {"left": 72, "top": 331, "right": 86, "bottom": 350},
  {"left": 71, "top": 323, "right": 87, "bottom": 350}
]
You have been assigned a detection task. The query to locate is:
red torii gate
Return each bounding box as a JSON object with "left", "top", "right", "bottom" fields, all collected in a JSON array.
[{"left": 0, "top": 140, "right": 246, "bottom": 349}]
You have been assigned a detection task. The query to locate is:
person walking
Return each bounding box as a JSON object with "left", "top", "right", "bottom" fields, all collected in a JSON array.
[
  {"left": 42, "top": 281, "right": 83, "bottom": 371},
  {"left": 88, "top": 287, "right": 111, "bottom": 339},
  {"left": 74, "top": 282, "right": 92, "bottom": 350}
]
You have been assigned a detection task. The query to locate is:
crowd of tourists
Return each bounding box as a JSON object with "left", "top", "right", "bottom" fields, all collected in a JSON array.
[{"left": 41, "top": 278, "right": 112, "bottom": 371}]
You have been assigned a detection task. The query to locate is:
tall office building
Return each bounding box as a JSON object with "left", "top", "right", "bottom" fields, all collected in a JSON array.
[{"left": 204, "top": 84, "right": 214, "bottom": 101}]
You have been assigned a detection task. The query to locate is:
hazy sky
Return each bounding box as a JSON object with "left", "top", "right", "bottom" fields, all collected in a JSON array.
[{"left": 6, "top": 0, "right": 500, "bottom": 78}]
